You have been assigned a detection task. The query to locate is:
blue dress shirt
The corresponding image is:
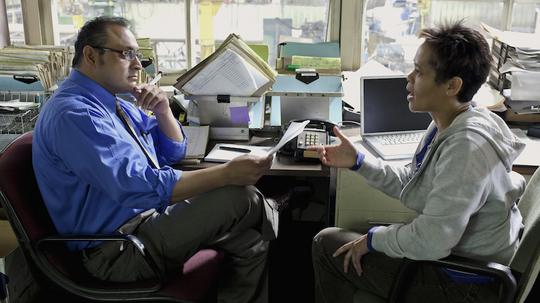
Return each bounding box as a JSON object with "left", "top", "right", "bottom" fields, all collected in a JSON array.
[{"left": 32, "top": 70, "right": 187, "bottom": 250}]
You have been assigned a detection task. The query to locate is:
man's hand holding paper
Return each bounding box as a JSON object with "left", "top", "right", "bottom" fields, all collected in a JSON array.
[
  {"left": 266, "top": 120, "right": 311, "bottom": 156},
  {"left": 225, "top": 154, "right": 274, "bottom": 185}
]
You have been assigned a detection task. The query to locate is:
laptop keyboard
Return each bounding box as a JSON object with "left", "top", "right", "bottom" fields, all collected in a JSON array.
[{"left": 374, "top": 133, "right": 423, "bottom": 145}]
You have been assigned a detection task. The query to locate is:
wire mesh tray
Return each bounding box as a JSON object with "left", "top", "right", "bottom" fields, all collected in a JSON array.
[
  {"left": 0, "top": 108, "right": 39, "bottom": 134},
  {"left": 0, "top": 91, "right": 47, "bottom": 134}
]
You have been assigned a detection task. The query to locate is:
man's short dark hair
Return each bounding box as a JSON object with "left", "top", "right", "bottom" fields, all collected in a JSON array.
[
  {"left": 72, "top": 16, "right": 131, "bottom": 68},
  {"left": 419, "top": 21, "right": 491, "bottom": 103}
]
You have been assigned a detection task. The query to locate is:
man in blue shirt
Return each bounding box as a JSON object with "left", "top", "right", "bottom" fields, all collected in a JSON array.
[{"left": 33, "top": 16, "right": 278, "bottom": 303}]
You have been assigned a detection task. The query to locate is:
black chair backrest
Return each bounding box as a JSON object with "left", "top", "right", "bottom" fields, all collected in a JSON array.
[
  {"left": 0, "top": 132, "right": 222, "bottom": 302},
  {"left": 510, "top": 168, "right": 540, "bottom": 301},
  {"left": 0, "top": 132, "right": 57, "bottom": 245},
  {"left": 0, "top": 132, "right": 93, "bottom": 288}
]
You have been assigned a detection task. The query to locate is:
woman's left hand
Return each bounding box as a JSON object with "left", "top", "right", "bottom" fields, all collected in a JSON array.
[{"left": 333, "top": 234, "right": 369, "bottom": 276}]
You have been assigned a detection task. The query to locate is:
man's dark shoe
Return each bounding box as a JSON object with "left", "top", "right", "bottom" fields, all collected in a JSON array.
[
  {"left": 268, "top": 190, "right": 292, "bottom": 212},
  {"left": 267, "top": 184, "right": 313, "bottom": 212}
]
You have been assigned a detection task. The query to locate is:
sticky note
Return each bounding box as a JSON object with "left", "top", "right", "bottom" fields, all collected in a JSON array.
[{"left": 229, "top": 106, "right": 250, "bottom": 124}]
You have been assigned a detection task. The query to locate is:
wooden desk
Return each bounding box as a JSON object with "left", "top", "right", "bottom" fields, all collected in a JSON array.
[
  {"left": 174, "top": 137, "right": 336, "bottom": 225},
  {"left": 178, "top": 154, "right": 331, "bottom": 177}
]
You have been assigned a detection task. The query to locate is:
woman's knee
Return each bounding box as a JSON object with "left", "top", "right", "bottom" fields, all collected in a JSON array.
[{"left": 312, "top": 227, "right": 343, "bottom": 258}]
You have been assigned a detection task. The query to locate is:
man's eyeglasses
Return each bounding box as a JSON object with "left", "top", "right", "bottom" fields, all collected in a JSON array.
[{"left": 92, "top": 46, "right": 143, "bottom": 61}]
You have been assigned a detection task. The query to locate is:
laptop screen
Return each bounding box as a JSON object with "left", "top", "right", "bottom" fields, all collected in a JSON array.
[{"left": 361, "top": 76, "right": 432, "bottom": 135}]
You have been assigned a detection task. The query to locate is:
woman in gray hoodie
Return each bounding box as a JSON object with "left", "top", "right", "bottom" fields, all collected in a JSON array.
[{"left": 311, "top": 21, "right": 525, "bottom": 302}]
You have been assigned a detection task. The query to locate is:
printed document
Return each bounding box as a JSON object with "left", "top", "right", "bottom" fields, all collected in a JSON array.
[
  {"left": 174, "top": 33, "right": 276, "bottom": 97},
  {"left": 183, "top": 125, "right": 209, "bottom": 159},
  {"left": 266, "top": 120, "right": 310, "bottom": 155},
  {"left": 183, "top": 49, "right": 266, "bottom": 96}
]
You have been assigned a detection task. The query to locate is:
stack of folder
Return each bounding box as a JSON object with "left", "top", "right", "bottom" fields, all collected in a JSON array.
[
  {"left": 136, "top": 37, "right": 158, "bottom": 83},
  {"left": 0, "top": 45, "right": 72, "bottom": 91},
  {"left": 482, "top": 23, "right": 540, "bottom": 121},
  {"left": 275, "top": 41, "right": 341, "bottom": 74},
  {"left": 173, "top": 33, "right": 276, "bottom": 98}
]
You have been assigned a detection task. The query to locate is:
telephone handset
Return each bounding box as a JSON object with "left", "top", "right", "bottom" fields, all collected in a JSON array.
[{"left": 279, "top": 119, "right": 337, "bottom": 162}]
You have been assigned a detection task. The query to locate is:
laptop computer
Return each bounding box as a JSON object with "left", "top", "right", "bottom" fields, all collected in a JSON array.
[{"left": 360, "top": 75, "right": 432, "bottom": 160}]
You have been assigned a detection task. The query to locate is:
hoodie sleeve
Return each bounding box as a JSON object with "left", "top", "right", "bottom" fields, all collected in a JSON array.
[
  {"left": 370, "top": 134, "right": 493, "bottom": 260},
  {"left": 355, "top": 154, "right": 414, "bottom": 199}
]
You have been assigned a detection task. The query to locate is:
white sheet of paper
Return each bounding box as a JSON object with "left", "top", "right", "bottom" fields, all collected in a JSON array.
[
  {"left": 183, "top": 49, "right": 259, "bottom": 96},
  {"left": 266, "top": 120, "right": 310, "bottom": 156}
]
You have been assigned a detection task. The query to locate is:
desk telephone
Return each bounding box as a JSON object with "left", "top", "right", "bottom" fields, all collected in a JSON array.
[{"left": 279, "top": 119, "right": 337, "bottom": 162}]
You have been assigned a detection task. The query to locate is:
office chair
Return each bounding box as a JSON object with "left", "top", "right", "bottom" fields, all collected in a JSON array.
[
  {"left": 381, "top": 167, "right": 540, "bottom": 303},
  {"left": 0, "top": 132, "right": 224, "bottom": 302}
]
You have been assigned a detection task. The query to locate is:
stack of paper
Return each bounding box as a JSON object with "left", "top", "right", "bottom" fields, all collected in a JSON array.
[
  {"left": 0, "top": 100, "right": 39, "bottom": 112},
  {"left": 0, "top": 45, "right": 71, "bottom": 91},
  {"left": 482, "top": 23, "right": 540, "bottom": 102},
  {"left": 173, "top": 33, "right": 276, "bottom": 97}
]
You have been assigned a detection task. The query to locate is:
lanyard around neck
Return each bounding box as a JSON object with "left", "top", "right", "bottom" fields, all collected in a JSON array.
[{"left": 115, "top": 99, "right": 160, "bottom": 169}]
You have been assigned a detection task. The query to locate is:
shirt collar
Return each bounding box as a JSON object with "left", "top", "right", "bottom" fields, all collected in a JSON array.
[{"left": 68, "top": 69, "right": 117, "bottom": 113}]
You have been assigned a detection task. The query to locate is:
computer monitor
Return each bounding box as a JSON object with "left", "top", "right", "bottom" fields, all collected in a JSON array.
[{"left": 361, "top": 75, "right": 432, "bottom": 135}]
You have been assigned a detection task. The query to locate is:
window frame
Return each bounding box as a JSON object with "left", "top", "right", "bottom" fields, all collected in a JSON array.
[{"left": 1, "top": 0, "right": 537, "bottom": 71}]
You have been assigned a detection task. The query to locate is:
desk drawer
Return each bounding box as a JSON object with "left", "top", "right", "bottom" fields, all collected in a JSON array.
[
  {"left": 336, "top": 169, "right": 412, "bottom": 212},
  {"left": 336, "top": 168, "right": 417, "bottom": 229}
]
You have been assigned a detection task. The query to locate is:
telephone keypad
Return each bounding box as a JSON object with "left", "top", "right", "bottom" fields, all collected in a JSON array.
[
  {"left": 298, "top": 130, "right": 326, "bottom": 148},
  {"left": 305, "top": 133, "right": 319, "bottom": 146}
]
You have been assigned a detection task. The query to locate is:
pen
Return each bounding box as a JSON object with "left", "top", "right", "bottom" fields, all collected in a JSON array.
[
  {"left": 148, "top": 72, "right": 162, "bottom": 85},
  {"left": 219, "top": 146, "right": 251, "bottom": 153}
]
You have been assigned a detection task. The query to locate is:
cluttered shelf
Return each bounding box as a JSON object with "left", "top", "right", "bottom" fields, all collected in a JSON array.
[{"left": 481, "top": 23, "right": 540, "bottom": 127}]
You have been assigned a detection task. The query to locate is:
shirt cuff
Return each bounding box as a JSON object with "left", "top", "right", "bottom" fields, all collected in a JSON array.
[
  {"left": 367, "top": 226, "right": 378, "bottom": 252},
  {"left": 156, "top": 126, "right": 187, "bottom": 164},
  {"left": 349, "top": 151, "right": 365, "bottom": 171}
]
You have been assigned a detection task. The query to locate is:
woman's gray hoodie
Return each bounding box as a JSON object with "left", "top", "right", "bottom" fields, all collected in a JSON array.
[{"left": 357, "top": 107, "right": 525, "bottom": 265}]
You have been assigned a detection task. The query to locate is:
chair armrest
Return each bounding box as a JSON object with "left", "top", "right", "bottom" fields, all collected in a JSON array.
[
  {"left": 388, "top": 255, "right": 517, "bottom": 303},
  {"left": 36, "top": 233, "right": 165, "bottom": 285}
]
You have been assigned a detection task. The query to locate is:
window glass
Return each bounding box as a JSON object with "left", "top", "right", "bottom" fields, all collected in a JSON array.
[
  {"left": 512, "top": 0, "right": 540, "bottom": 32},
  {"left": 363, "top": 0, "right": 540, "bottom": 75},
  {"left": 5, "top": 0, "right": 24, "bottom": 45},
  {"left": 54, "top": 0, "right": 186, "bottom": 72},
  {"left": 191, "top": 0, "right": 329, "bottom": 68}
]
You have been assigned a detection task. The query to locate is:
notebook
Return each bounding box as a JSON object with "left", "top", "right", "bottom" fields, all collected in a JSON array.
[
  {"left": 360, "top": 75, "right": 432, "bottom": 160},
  {"left": 183, "top": 125, "right": 210, "bottom": 159}
]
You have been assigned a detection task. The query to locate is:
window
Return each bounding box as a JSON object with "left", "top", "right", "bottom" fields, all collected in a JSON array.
[
  {"left": 54, "top": 0, "right": 187, "bottom": 72},
  {"left": 512, "top": 0, "right": 540, "bottom": 32},
  {"left": 51, "top": 0, "right": 329, "bottom": 73},
  {"left": 5, "top": 0, "right": 24, "bottom": 45},
  {"left": 191, "top": 0, "right": 329, "bottom": 68},
  {"left": 363, "top": 0, "right": 540, "bottom": 75}
]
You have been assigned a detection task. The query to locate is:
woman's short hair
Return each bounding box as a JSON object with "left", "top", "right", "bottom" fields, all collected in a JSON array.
[{"left": 419, "top": 21, "right": 491, "bottom": 103}]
